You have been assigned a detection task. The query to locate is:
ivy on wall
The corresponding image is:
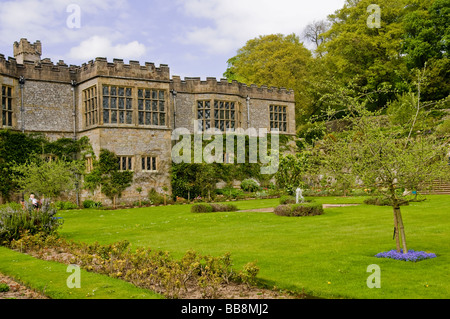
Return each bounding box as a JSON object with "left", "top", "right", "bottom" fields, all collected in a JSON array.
[
  {"left": 0, "top": 130, "right": 93, "bottom": 201},
  {"left": 171, "top": 133, "right": 295, "bottom": 199}
]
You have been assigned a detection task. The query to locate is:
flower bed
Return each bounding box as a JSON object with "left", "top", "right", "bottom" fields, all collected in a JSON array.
[{"left": 375, "top": 249, "right": 437, "bottom": 262}]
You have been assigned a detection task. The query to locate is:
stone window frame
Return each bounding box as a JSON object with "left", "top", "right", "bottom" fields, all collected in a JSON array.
[
  {"left": 137, "top": 88, "right": 167, "bottom": 127},
  {"left": 118, "top": 156, "right": 134, "bottom": 171},
  {"left": 102, "top": 85, "right": 134, "bottom": 125},
  {"left": 85, "top": 155, "right": 94, "bottom": 173},
  {"left": 196, "top": 99, "right": 237, "bottom": 133},
  {"left": 1, "top": 85, "right": 13, "bottom": 128},
  {"left": 269, "top": 105, "right": 287, "bottom": 132},
  {"left": 141, "top": 156, "right": 158, "bottom": 172},
  {"left": 83, "top": 85, "right": 99, "bottom": 127}
]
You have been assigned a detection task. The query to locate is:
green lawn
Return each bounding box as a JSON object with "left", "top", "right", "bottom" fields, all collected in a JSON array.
[{"left": 17, "top": 195, "right": 450, "bottom": 299}]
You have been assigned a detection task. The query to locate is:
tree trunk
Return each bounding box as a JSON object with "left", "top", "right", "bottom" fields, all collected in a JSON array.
[
  {"left": 396, "top": 207, "right": 408, "bottom": 254},
  {"left": 393, "top": 206, "right": 401, "bottom": 253}
]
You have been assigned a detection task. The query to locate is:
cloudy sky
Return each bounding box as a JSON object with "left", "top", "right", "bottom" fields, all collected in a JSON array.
[{"left": 0, "top": 0, "right": 346, "bottom": 79}]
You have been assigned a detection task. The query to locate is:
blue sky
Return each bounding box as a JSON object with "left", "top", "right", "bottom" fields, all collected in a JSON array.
[{"left": 0, "top": 0, "right": 346, "bottom": 79}]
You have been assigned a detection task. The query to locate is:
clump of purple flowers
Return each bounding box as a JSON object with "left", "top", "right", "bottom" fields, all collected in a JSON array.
[{"left": 375, "top": 249, "right": 437, "bottom": 262}]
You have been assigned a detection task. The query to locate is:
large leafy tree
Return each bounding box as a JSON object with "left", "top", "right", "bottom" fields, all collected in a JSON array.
[
  {"left": 317, "top": 0, "right": 411, "bottom": 110},
  {"left": 224, "top": 33, "right": 314, "bottom": 125},
  {"left": 401, "top": 0, "right": 450, "bottom": 101}
]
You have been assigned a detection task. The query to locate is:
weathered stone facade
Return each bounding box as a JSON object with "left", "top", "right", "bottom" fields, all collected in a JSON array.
[{"left": 0, "top": 39, "right": 296, "bottom": 204}]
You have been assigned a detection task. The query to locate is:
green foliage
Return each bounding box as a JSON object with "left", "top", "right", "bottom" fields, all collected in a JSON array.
[
  {"left": 224, "top": 33, "right": 313, "bottom": 124},
  {"left": 363, "top": 197, "right": 409, "bottom": 206},
  {"left": 436, "top": 117, "right": 450, "bottom": 136},
  {"left": 54, "top": 201, "right": 78, "bottom": 210},
  {"left": 11, "top": 159, "right": 82, "bottom": 200},
  {"left": 0, "top": 202, "right": 63, "bottom": 244},
  {"left": 10, "top": 233, "right": 260, "bottom": 299},
  {"left": 148, "top": 189, "right": 166, "bottom": 205},
  {"left": 0, "top": 130, "right": 46, "bottom": 200},
  {"left": 84, "top": 149, "right": 134, "bottom": 205},
  {"left": 279, "top": 195, "right": 296, "bottom": 205},
  {"left": 274, "top": 203, "right": 324, "bottom": 217},
  {"left": 190, "top": 204, "right": 213, "bottom": 213},
  {"left": 240, "top": 179, "right": 260, "bottom": 192},
  {"left": 171, "top": 133, "right": 288, "bottom": 199},
  {"left": 387, "top": 91, "right": 422, "bottom": 126},
  {"left": 191, "top": 203, "right": 238, "bottom": 213},
  {"left": 209, "top": 203, "right": 238, "bottom": 212},
  {"left": 82, "top": 200, "right": 103, "bottom": 209},
  {"left": 275, "top": 153, "right": 311, "bottom": 195},
  {"left": 0, "top": 131, "right": 92, "bottom": 201},
  {"left": 0, "top": 283, "right": 9, "bottom": 292}
]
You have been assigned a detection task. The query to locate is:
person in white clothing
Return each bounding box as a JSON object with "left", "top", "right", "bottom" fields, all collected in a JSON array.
[{"left": 29, "top": 193, "right": 39, "bottom": 210}]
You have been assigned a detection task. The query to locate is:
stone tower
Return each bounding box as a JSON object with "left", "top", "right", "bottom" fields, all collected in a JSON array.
[{"left": 13, "top": 38, "right": 42, "bottom": 64}]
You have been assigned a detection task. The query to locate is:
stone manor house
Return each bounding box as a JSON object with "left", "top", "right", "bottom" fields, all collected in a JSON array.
[{"left": 0, "top": 39, "right": 296, "bottom": 204}]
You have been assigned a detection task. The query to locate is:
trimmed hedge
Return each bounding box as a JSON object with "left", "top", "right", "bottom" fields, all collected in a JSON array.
[
  {"left": 363, "top": 197, "right": 409, "bottom": 206},
  {"left": 274, "top": 203, "right": 324, "bottom": 217},
  {"left": 191, "top": 203, "right": 238, "bottom": 213},
  {"left": 279, "top": 196, "right": 296, "bottom": 205}
]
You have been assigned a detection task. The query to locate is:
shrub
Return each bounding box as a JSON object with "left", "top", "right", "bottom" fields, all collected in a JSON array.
[
  {"left": 0, "top": 202, "right": 63, "bottom": 244},
  {"left": 55, "top": 201, "right": 78, "bottom": 210},
  {"left": 0, "top": 283, "right": 10, "bottom": 292},
  {"left": 273, "top": 205, "right": 292, "bottom": 216},
  {"left": 364, "top": 197, "right": 409, "bottom": 206},
  {"left": 82, "top": 200, "right": 103, "bottom": 209},
  {"left": 10, "top": 233, "right": 260, "bottom": 299},
  {"left": 215, "top": 188, "right": 244, "bottom": 199},
  {"left": 148, "top": 189, "right": 165, "bottom": 205},
  {"left": 274, "top": 203, "right": 324, "bottom": 217},
  {"left": 210, "top": 203, "right": 238, "bottom": 212},
  {"left": 240, "top": 179, "right": 260, "bottom": 192},
  {"left": 191, "top": 203, "right": 238, "bottom": 213},
  {"left": 279, "top": 196, "right": 296, "bottom": 205},
  {"left": 191, "top": 204, "right": 213, "bottom": 213}
]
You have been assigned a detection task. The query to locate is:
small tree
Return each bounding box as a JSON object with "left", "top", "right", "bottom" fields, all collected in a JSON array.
[
  {"left": 274, "top": 153, "right": 311, "bottom": 195},
  {"left": 12, "top": 159, "right": 81, "bottom": 201},
  {"left": 319, "top": 106, "right": 450, "bottom": 254},
  {"left": 136, "top": 187, "right": 143, "bottom": 206},
  {"left": 84, "top": 149, "right": 133, "bottom": 209}
]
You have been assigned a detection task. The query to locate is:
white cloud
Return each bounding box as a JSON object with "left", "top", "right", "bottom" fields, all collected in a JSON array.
[
  {"left": 177, "top": 0, "right": 346, "bottom": 54},
  {"left": 68, "top": 36, "right": 147, "bottom": 61},
  {"left": 0, "top": 0, "right": 129, "bottom": 47}
]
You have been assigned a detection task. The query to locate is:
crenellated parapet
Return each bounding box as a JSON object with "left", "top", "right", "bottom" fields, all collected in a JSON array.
[
  {"left": 0, "top": 54, "right": 77, "bottom": 83},
  {"left": 171, "top": 75, "right": 295, "bottom": 102},
  {"left": 76, "top": 57, "right": 170, "bottom": 83},
  {"left": 0, "top": 54, "right": 171, "bottom": 84}
]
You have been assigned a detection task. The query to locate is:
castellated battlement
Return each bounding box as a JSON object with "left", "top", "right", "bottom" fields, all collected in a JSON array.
[
  {"left": 13, "top": 38, "right": 42, "bottom": 64},
  {"left": 76, "top": 57, "right": 170, "bottom": 83},
  {"left": 171, "top": 75, "right": 295, "bottom": 102},
  {"left": 1, "top": 39, "right": 171, "bottom": 84},
  {"left": 0, "top": 54, "right": 170, "bottom": 84}
]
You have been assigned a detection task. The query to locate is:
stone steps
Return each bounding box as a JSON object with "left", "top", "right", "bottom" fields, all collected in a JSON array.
[{"left": 420, "top": 180, "right": 450, "bottom": 195}]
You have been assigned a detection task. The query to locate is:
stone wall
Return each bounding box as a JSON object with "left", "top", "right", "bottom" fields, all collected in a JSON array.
[
  {"left": 79, "top": 127, "right": 173, "bottom": 205},
  {"left": 172, "top": 76, "right": 296, "bottom": 135},
  {"left": 22, "top": 80, "right": 74, "bottom": 134},
  {"left": 0, "top": 39, "right": 297, "bottom": 206}
]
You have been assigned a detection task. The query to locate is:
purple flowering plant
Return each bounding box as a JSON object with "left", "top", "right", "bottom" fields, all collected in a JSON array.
[{"left": 375, "top": 249, "right": 437, "bottom": 262}]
